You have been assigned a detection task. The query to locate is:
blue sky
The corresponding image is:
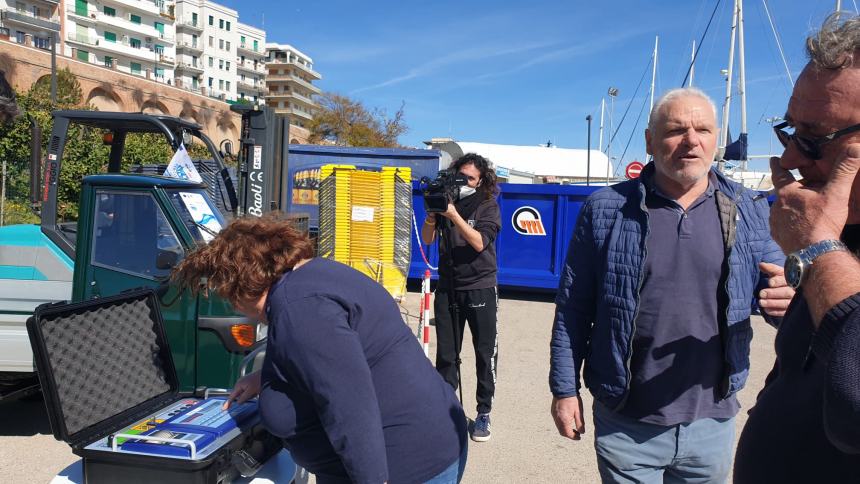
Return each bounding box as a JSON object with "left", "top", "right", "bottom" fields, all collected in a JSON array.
[{"left": 226, "top": 0, "right": 849, "bottom": 173}]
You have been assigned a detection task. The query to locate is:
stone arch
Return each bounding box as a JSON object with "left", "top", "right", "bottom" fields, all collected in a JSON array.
[
  {"left": 179, "top": 100, "right": 201, "bottom": 125},
  {"left": 141, "top": 99, "right": 170, "bottom": 115},
  {"left": 212, "top": 119, "right": 236, "bottom": 145},
  {"left": 86, "top": 87, "right": 124, "bottom": 111}
]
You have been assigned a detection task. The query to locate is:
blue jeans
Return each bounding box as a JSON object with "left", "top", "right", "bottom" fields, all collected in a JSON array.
[
  {"left": 424, "top": 440, "right": 468, "bottom": 484},
  {"left": 593, "top": 402, "right": 734, "bottom": 484}
]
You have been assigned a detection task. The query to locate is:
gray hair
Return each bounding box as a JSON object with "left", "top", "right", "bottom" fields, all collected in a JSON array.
[
  {"left": 806, "top": 12, "right": 860, "bottom": 69},
  {"left": 647, "top": 87, "right": 717, "bottom": 131}
]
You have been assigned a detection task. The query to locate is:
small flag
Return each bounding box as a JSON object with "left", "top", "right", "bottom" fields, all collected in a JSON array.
[{"left": 163, "top": 143, "right": 202, "bottom": 183}]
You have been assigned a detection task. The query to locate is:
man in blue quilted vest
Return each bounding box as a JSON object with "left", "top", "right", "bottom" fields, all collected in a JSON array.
[{"left": 549, "top": 87, "right": 793, "bottom": 483}]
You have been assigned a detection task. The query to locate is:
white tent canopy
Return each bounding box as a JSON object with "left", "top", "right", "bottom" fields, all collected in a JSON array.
[{"left": 426, "top": 140, "right": 616, "bottom": 179}]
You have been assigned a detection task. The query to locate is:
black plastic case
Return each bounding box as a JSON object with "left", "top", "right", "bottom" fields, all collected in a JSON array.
[{"left": 27, "top": 289, "right": 280, "bottom": 483}]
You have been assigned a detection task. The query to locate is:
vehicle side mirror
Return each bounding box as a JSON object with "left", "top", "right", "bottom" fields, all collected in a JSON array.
[{"left": 156, "top": 249, "right": 181, "bottom": 270}]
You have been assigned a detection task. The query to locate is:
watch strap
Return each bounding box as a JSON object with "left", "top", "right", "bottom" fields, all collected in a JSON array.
[{"left": 799, "top": 239, "right": 849, "bottom": 263}]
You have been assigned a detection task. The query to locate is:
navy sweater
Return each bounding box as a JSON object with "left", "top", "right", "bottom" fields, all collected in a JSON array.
[
  {"left": 258, "top": 258, "right": 467, "bottom": 483},
  {"left": 734, "top": 226, "right": 860, "bottom": 482}
]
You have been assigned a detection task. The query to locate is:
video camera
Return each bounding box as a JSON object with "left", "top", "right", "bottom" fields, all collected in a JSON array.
[{"left": 420, "top": 169, "right": 469, "bottom": 213}]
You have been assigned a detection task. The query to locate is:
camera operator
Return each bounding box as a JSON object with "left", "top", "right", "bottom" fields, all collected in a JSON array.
[{"left": 421, "top": 153, "right": 501, "bottom": 443}]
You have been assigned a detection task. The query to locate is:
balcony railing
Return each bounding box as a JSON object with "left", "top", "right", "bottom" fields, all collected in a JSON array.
[
  {"left": 176, "top": 61, "right": 203, "bottom": 72},
  {"left": 1, "top": 8, "right": 60, "bottom": 32},
  {"left": 176, "top": 40, "right": 202, "bottom": 52},
  {"left": 176, "top": 19, "right": 202, "bottom": 31},
  {"left": 266, "top": 58, "right": 321, "bottom": 79}
]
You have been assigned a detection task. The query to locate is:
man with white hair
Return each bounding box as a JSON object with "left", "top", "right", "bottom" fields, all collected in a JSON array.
[
  {"left": 734, "top": 12, "right": 860, "bottom": 483},
  {"left": 549, "top": 87, "right": 793, "bottom": 482}
]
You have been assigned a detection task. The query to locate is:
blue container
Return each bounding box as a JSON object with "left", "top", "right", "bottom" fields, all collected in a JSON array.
[
  {"left": 287, "top": 145, "right": 442, "bottom": 227},
  {"left": 409, "top": 182, "right": 603, "bottom": 291}
]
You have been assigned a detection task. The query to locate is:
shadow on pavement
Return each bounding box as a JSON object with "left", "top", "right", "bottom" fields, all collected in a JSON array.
[{"left": 0, "top": 393, "right": 53, "bottom": 436}]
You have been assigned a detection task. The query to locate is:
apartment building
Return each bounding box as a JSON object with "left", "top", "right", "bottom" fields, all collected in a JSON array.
[
  {"left": 0, "top": 0, "right": 60, "bottom": 51},
  {"left": 265, "top": 43, "right": 320, "bottom": 131},
  {"left": 64, "top": 0, "right": 177, "bottom": 83},
  {"left": 175, "top": 0, "right": 240, "bottom": 102},
  {"left": 235, "top": 21, "right": 264, "bottom": 104}
]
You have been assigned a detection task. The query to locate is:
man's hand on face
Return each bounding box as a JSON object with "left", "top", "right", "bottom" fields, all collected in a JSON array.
[
  {"left": 757, "top": 262, "right": 795, "bottom": 317},
  {"left": 551, "top": 396, "right": 585, "bottom": 441},
  {"left": 440, "top": 202, "right": 459, "bottom": 221},
  {"left": 769, "top": 144, "right": 860, "bottom": 254}
]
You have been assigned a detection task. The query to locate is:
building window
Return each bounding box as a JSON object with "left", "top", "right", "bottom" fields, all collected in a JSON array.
[
  {"left": 130, "top": 14, "right": 141, "bottom": 24},
  {"left": 192, "top": 55, "right": 198, "bottom": 67},
  {"left": 219, "top": 79, "right": 224, "bottom": 89},
  {"left": 104, "top": 56, "right": 113, "bottom": 68},
  {"left": 208, "top": 15, "right": 213, "bottom": 26},
  {"left": 75, "top": 0, "right": 87, "bottom": 17},
  {"left": 218, "top": 59, "right": 223, "bottom": 69},
  {"left": 154, "top": 44, "right": 164, "bottom": 54},
  {"left": 34, "top": 36, "right": 50, "bottom": 49},
  {"left": 192, "top": 34, "right": 198, "bottom": 46},
  {"left": 226, "top": 21, "right": 231, "bottom": 31},
  {"left": 219, "top": 19, "right": 223, "bottom": 29},
  {"left": 208, "top": 77, "right": 213, "bottom": 87},
  {"left": 77, "top": 49, "right": 89, "bottom": 62},
  {"left": 253, "top": 39, "right": 258, "bottom": 51},
  {"left": 208, "top": 57, "right": 213, "bottom": 67},
  {"left": 103, "top": 6, "right": 115, "bottom": 16},
  {"left": 225, "top": 41, "right": 230, "bottom": 51},
  {"left": 130, "top": 38, "right": 141, "bottom": 49},
  {"left": 225, "top": 81, "right": 230, "bottom": 91},
  {"left": 240, "top": 35, "right": 245, "bottom": 46},
  {"left": 225, "top": 61, "right": 230, "bottom": 71},
  {"left": 131, "top": 62, "right": 142, "bottom": 74},
  {"left": 219, "top": 39, "right": 223, "bottom": 49},
  {"left": 192, "top": 12, "right": 198, "bottom": 26},
  {"left": 104, "top": 31, "right": 116, "bottom": 43},
  {"left": 155, "top": 67, "right": 164, "bottom": 79},
  {"left": 14, "top": 31, "right": 24, "bottom": 44},
  {"left": 208, "top": 36, "right": 214, "bottom": 47},
  {"left": 154, "top": 22, "right": 164, "bottom": 36}
]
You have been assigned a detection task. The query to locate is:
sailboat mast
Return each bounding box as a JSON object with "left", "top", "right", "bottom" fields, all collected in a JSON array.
[
  {"left": 719, "top": 0, "right": 740, "bottom": 172},
  {"left": 599, "top": 98, "right": 606, "bottom": 153},
  {"left": 689, "top": 40, "right": 696, "bottom": 87},
  {"left": 649, "top": 36, "right": 658, "bottom": 164},
  {"left": 738, "top": 0, "right": 748, "bottom": 171},
  {"left": 650, "top": 36, "right": 658, "bottom": 115}
]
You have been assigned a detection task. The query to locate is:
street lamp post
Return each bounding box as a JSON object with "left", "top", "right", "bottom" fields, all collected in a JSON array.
[
  {"left": 607, "top": 87, "right": 619, "bottom": 182},
  {"left": 586, "top": 115, "right": 592, "bottom": 185}
]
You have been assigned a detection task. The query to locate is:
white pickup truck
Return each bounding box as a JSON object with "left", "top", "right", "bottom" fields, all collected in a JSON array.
[{"left": 0, "top": 224, "right": 73, "bottom": 400}]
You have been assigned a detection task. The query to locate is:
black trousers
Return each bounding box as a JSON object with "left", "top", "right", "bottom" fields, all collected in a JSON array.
[{"left": 434, "top": 286, "right": 498, "bottom": 414}]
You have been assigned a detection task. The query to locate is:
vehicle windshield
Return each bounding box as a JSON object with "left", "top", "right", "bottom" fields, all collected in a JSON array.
[{"left": 167, "top": 189, "right": 227, "bottom": 243}]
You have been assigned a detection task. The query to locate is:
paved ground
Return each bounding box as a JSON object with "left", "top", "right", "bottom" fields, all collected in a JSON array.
[{"left": 0, "top": 289, "right": 777, "bottom": 483}]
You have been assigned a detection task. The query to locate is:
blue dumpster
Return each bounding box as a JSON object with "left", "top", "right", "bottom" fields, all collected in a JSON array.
[{"left": 409, "top": 182, "right": 603, "bottom": 291}]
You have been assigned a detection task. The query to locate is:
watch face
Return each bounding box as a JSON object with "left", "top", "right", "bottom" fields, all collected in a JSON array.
[{"left": 785, "top": 254, "right": 804, "bottom": 288}]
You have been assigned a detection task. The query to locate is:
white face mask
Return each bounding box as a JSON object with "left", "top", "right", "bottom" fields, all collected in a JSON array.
[{"left": 459, "top": 185, "right": 477, "bottom": 199}]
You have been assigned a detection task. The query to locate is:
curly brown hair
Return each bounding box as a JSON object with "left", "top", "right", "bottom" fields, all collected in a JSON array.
[{"left": 171, "top": 214, "right": 314, "bottom": 305}]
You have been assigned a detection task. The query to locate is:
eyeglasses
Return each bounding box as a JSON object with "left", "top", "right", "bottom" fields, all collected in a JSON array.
[{"left": 773, "top": 121, "right": 860, "bottom": 160}]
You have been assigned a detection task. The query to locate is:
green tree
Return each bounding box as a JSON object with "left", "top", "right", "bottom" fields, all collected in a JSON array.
[{"left": 308, "top": 92, "right": 407, "bottom": 147}]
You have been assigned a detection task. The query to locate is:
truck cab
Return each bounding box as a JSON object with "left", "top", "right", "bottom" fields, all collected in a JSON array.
[{"left": 0, "top": 110, "right": 260, "bottom": 398}]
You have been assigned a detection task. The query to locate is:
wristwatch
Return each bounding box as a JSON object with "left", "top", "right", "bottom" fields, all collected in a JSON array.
[{"left": 784, "top": 239, "right": 849, "bottom": 289}]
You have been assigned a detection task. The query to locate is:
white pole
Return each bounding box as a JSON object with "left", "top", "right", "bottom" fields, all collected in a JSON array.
[
  {"left": 719, "top": 0, "right": 740, "bottom": 170},
  {"left": 649, "top": 36, "right": 658, "bottom": 116},
  {"left": 836, "top": 0, "right": 843, "bottom": 12},
  {"left": 607, "top": 94, "right": 615, "bottom": 181},
  {"left": 689, "top": 40, "right": 696, "bottom": 87},
  {"left": 598, "top": 98, "right": 605, "bottom": 153},
  {"left": 738, "top": 0, "right": 748, "bottom": 171},
  {"left": 649, "top": 36, "right": 658, "bottom": 164}
]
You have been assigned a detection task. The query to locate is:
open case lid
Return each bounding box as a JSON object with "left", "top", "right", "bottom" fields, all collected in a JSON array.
[{"left": 26, "top": 289, "right": 179, "bottom": 448}]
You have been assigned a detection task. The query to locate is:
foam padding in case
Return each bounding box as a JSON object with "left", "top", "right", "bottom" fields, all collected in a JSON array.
[{"left": 37, "top": 296, "right": 171, "bottom": 436}]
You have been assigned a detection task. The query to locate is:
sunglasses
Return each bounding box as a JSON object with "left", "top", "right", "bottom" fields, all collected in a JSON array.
[{"left": 773, "top": 121, "right": 860, "bottom": 160}]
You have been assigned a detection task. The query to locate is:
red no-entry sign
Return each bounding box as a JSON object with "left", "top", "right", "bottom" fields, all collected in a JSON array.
[{"left": 625, "top": 161, "right": 644, "bottom": 179}]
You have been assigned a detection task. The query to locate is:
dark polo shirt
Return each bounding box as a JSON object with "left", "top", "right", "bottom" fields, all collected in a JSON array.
[{"left": 619, "top": 175, "right": 740, "bottom": 425}]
